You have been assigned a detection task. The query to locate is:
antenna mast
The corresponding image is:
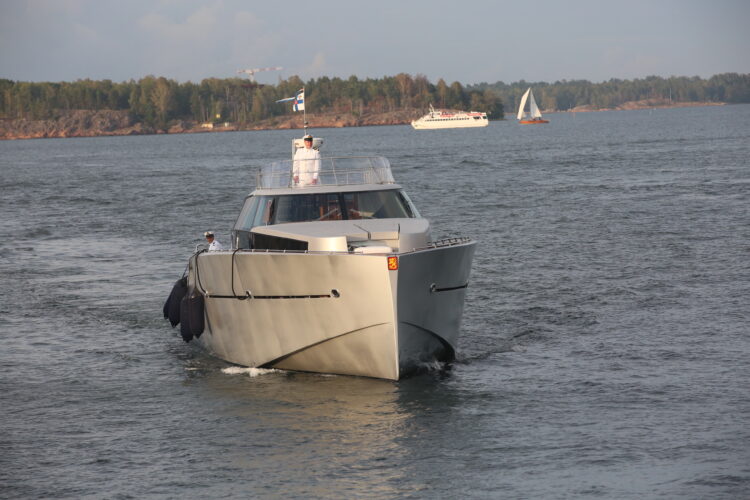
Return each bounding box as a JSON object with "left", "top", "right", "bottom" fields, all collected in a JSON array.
[{"left": 237, "top": 66, "right": 283, "bottom": 82}]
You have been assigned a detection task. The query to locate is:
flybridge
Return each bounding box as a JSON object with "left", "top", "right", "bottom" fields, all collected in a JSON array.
[{"left": 255, "top": 156, "right": 395, "bottom": 189}]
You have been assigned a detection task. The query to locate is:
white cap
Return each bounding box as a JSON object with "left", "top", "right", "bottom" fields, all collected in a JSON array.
[{"left": 204, "top": 231, "right": 214, "bottom": 237}]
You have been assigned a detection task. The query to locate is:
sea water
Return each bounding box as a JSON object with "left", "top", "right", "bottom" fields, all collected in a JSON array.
[{"left": 1, "top": 105, "right": 749, "bottom": 498}]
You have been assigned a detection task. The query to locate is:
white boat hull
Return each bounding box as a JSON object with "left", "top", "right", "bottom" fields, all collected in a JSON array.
[{"left": 188, "top": 241, "right": 475, "bottom": 380}]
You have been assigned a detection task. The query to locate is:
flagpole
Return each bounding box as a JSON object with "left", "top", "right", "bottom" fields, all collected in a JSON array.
[{"left": 302, "top": 86, "right": 307, "bottom": 136}]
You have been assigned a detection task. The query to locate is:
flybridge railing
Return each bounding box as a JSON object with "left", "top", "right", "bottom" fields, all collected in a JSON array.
[{"left": 255, "top": 156, "right": 395, "bottom": 189}]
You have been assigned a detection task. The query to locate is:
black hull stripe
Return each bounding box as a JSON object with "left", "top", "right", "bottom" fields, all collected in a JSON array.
[
  {"left": 206, "top": 294, "right": 331, "bottom": 300},
  {"left": 204, "top": 283, "right": 468, "bottom": 299},
  {"left": 434, "top": 283, "right": 469, "bottom": 292}
]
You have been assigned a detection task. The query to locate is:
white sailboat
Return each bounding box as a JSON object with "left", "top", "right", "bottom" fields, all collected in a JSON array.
[{"left": 517, "top": 88, "right": 549, "bottom": 124}]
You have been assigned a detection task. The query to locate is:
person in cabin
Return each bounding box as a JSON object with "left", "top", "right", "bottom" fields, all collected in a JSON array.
[
  {"left": 204, "top": 231, "right": 224, "bottom": 251},
  {"left": 293, "top": 134, "right": 321, "bottom": 186}
]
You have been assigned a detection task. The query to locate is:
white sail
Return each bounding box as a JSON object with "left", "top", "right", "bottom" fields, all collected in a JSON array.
[
  {"left": 528, "top": 90, "right": 542, "bottom": 119},
  {"left": 517, "top": 88, "right": 530, "bottom": 120}
]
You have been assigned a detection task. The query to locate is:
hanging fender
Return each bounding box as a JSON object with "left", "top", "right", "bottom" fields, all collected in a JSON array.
[
  {"left": 179, "top": 287, "right": 205, "bottom": 342},
  {"left": 163, "top": 276, "right": 188, "bottom": 327}
]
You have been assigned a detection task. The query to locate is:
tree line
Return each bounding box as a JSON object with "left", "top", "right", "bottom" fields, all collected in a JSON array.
[
  {"left": 469, "top": 73, "right": 750, "bottom": 112},
  {"left": 2, "top": 72, "right": 747, "bottom": 128},
  {"left": 0, "top": 74, "right": 504, "bottom": 128}
]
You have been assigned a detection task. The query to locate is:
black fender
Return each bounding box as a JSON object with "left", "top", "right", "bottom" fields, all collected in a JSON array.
[
  {"left": 163, "top": 276, "right": 188, "bottom": 327},
  {"left": 179, "top": 288, "right": 205, "bottom": 342}
]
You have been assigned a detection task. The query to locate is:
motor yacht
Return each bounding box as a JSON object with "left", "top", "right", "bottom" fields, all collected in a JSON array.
[{"left": 165, "top": 138, "right": 476, "bottom": 380}]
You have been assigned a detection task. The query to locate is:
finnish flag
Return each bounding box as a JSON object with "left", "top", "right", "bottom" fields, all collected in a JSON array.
[{"left": 292, "top": 89, "right": 305, "bottom": 112}]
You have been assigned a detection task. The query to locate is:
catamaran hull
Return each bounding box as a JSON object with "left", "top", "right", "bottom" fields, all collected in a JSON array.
[{"left": 186, "top": 241, "right": 475, "bottom": 380}]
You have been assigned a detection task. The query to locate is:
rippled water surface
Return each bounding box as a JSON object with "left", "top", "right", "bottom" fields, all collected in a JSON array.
[{"left": 2, "top": 105, "right": 749, "bottom": 498}]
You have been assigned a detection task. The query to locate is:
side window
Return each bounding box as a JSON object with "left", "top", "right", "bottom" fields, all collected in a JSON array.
[
  {"left": 398, "top": 190, "right": 419, "bottom": 218},
  {"left": 234, "top": 196, "right": 260, "bottom": 230},
  {"left": 233, "top": 230, "right": 252, "bottom": 249},
  {"left": 254, "top": 197, "right": 276, "bottom": 226}
]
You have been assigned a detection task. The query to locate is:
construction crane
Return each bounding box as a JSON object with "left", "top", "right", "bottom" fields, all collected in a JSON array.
[{"left": 237, "top": 66, "right": 283, "bottom": 82}]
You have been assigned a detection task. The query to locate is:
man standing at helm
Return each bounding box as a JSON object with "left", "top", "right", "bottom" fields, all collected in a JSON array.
[{"left": 293, "top": 135, "right": 321, "bottom": 186}]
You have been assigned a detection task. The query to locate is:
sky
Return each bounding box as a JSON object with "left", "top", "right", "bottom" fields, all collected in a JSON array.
[{"left": 1, "top": 0, "right": 748, "bottom": 85}]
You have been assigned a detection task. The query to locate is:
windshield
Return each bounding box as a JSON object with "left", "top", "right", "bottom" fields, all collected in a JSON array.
[{"left": 234, "top": 189, "right": 417, "bottom": 229}]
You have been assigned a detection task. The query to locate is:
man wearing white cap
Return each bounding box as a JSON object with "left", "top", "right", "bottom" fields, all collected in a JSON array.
[
  {"left": 292, "top": 134, "right": 321, "bottom": 186},
  {"left": 204, "top": 231, "right": 224, "bottom": 251}
]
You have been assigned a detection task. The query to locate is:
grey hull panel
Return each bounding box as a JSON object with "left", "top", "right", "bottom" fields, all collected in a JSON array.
[
  {"left": 192, "top": 251, "right": 398, "bottom": 379},
  {"left": 189, "top": 241, "right": 474, "bottom": 380},
  {"left": 271, "top": 323, "right": 398, "bottom": 380},
  {"left": 396, "top": 241, "right": 476, "bottom": 370}
]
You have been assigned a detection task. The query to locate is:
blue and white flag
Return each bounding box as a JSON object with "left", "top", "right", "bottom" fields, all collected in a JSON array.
[
  {"left": 276, "top": 89, "right": 305, "bottom": 112},
  {"left": 292, "top": 89, "right": 304, "bottom": 112}
]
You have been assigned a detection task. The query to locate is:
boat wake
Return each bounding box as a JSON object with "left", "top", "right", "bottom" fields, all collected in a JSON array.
[
  {"left": 221, "top": 366, "right": 280, "bottom": 377},
  {"left": 399, "top": 359, "right": 453, "bottom": 378}
]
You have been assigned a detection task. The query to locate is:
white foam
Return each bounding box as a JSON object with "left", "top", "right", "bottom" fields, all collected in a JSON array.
[
  {"left": 221, "top": 366, "right": 279, "bottom": 377},
  {"left": 416, "top": 359, "right": 447, "bottom": 371}
]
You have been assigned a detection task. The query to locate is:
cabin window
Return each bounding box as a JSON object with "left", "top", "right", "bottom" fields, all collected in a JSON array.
[
  {"left": 343, "top": 191, "right": 414, "bottom": 219},
  {"left": 274, "top": 193, "right": 342, "bottom": 223},
  {"left": 242, "top": 189, "right": 416, "bottom": 227}
]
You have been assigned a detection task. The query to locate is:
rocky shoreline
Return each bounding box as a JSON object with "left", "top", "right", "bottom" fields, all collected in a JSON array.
[
  {"left": 0, "top": 100, "right": 726, "bottom": 140},
  {"left": 0, "top": 109, "right": 426, "bottom": 140},
  {"left": 564, "top": 98, "right": 724, "bottom": 113}
]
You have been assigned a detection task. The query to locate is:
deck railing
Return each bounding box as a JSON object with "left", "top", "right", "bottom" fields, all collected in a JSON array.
[
  {"left": 255, "top": 156, "right": 395, "bottom": 189},
  {"left": 218, "top": 237, "right": 475, "bottom": 255}
]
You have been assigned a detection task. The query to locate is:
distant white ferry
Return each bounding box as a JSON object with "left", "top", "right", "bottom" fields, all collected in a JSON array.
[{"left": 411, "top": 104, "right": 489, "bottom": 130}]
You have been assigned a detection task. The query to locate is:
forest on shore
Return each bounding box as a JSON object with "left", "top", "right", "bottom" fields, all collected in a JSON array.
[
  {"left": 1, "top": 72, "right": 748, "bottom": 138},
  {"left": 0, "top": 74, "right": 504, "bottom": 130},
  {"left": 471, "top": 73, "right": 750, "bottom": 112}
]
